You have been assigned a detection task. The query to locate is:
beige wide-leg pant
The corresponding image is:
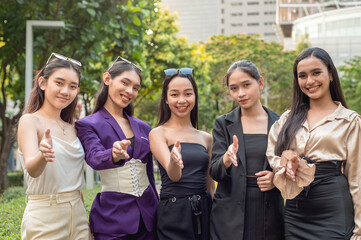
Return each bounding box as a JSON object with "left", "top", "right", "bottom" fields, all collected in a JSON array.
[{"left": 21, "top": 190, "right": 90, "bottom": 240}]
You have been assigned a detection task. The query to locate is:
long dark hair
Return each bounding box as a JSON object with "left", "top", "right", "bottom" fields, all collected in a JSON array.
[
  {"left": 92, "top": 61, "right": 142, "bottom": 116},
  {"left": 157, "top": 72, "right": 199, "bottom": 129},
  {"left": 224, "top": 60, "right": 262, "bottom": 86},
  {"left": 25, "top": 59, "right": 81, "bottom": 124},
  {"left": 275, "top": 47, "right": 348, "bottom": 156}
]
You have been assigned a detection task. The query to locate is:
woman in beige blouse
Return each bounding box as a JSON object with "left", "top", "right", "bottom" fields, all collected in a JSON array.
[{"left": 266, "top": 47, "right": 361, "bottom": 239}]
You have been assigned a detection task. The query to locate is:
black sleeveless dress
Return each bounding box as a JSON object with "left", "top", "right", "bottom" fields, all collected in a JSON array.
[
  {"left": 243, "top": 134, "right": 268, "bottom": 240},
  {"left": 156, "top": 143, "right": 212, "bottom": 240}
]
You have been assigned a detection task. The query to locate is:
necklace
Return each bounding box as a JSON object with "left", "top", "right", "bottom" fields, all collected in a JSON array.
[{"left": 55, "top": 119, "right": 66, "bottom": 135}]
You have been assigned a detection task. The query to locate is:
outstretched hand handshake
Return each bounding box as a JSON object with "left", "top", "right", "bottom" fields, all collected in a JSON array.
[{"left": 171, "top": 140, "right": 184, "bottom": 169}]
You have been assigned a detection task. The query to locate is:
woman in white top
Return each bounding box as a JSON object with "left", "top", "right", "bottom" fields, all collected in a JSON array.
[{"left": 17, "top": 53, "right": 90, "bottom": 240}]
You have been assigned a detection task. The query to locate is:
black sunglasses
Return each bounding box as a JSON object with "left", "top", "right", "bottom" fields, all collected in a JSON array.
[
  {"left": 108, "top": 56, "right": 143, "bottom": 72},
  {"left": 164, "top": 68, "right": 193, "bottom": 76},
  {"left": 46, "top": 52, "right": 82, "bottom": 67}
]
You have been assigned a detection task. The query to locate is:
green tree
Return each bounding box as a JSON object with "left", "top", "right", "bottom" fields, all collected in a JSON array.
[
  {"left": 201, "top": 34, "right": 297, "bottom": 119},
  {"left": 339, "top": 56, "right": 361, "bottom": 114},
  {"left": 295, "top": 33, "right": 311, "bottom": 54},
  {"left": 0, "top": 0, "right": 155, "bottom": 193},
  {"left": 135, "top": 5, "right": 211, "bottom": 129}
]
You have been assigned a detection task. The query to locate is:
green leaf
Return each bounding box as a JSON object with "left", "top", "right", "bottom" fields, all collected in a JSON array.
[
  {"left": 87, "top": 8, "right": 96, "bottom": 17},
  {"left": 132, "top": 15, "right": 141, "bottom": 26}
]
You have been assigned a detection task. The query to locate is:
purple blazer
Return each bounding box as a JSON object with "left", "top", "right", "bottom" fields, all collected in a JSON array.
[{"left": 75, "top": 107, "right": 159, "bottom": 236}]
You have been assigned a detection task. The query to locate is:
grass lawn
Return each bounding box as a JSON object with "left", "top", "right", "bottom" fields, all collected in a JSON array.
[{"left": 0, "top": 185, "right": 101, "bottom": 239}]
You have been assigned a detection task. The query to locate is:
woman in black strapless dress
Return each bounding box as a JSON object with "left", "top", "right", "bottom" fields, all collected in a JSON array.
[{"left": 149, "top": 68, "right": 215, "bottom": 240}]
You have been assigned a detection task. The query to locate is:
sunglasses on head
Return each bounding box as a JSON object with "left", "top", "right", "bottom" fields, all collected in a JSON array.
[
  {"left": 46, "top": 52, "right": 82, "bottom": 67},
  {"left": 108, "top": 56, "right": 143, "bottom": 72},
  {"left": 164, "top": 68, "right": 193, "bottom": 76}
]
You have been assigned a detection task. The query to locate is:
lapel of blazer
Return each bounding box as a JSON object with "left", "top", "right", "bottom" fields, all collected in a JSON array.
[
  {"left": 263, "top": 106, "right": 278, "bottom": 169},
  {"left": 225, "top": 107, "right": 247, "bottom": 172},
  {"left": 99, "top": 107, "right": 126, "bottom": 141}
]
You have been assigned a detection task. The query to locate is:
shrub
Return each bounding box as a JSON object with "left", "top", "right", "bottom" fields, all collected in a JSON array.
[
  {"left": 8, "top": 171, "right": 24, "bottom": 187},
  {"left": 0, "top": 185, "right": 100, "bottom": 238}
]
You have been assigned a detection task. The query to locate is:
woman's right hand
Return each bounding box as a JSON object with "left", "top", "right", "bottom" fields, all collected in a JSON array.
[
  {"left": 223, "top": 135, "right": 239, "bottom": 168},
  {"left": 39, "top": 129, "right": 55, "bottom": 162},
  {"left": 112, "top": 140, "right": 131, "bottom": 163},
  {"left": 170, "top": 140, "right": 183, "bottom": 169},
  {"left": 281, "top": 150, "right": 299, "bottom": 181}
]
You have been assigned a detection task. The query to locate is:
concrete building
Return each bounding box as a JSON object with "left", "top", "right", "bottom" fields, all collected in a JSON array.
[
  {"left": 220, "top": 0, "right": 281, "bottom": 42},
  {"left": 291, "top": 6, "right": 361, "bottom": 66},
  {"left": 160, "top": 0, "right": 280, "bottom": 42},
  {"left": 160, "top": 0, "right": 219, "bottom": 43},
  {"left": 276, "top": 0, "right": 361, "bottom": 66}
]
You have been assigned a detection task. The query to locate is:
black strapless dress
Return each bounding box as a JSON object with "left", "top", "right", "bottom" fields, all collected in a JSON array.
[{"left": 156, "top": 143, "right": 212, "bottom": 240}]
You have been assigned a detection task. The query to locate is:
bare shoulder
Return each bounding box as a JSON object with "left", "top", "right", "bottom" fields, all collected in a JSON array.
[
  {"left": 18, "top": 113, "right": 42, "bottom": 130},
  {"left": 149, "top": 125, "right": 166, "bottom": 141},
  {"left": 18, "top": 113, "right": 43, "bottom": 147},
  {"left": 198, "top": 130, "right": 213, "bottom": 149}
]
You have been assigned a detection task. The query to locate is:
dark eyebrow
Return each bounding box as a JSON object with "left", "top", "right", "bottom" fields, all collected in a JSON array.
[
  {"left": 298, "top": 68, "right": 323, "bottom": 74},
  {"left": 241, "top": 79, "right": 252, "bottom": 83},
  {"left": 184, "top": 88, "right": 193, "bottom": 91},
  {"left": 229, "top": 79, "right": 252, "bottom": 87},
  {"left": 55, "top": 77, "right": 79, "bottom": 85}
]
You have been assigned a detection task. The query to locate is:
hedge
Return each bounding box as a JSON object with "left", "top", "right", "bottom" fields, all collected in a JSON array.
[{"left": 0, "top": 185, "right": 101, "bottom": 239}]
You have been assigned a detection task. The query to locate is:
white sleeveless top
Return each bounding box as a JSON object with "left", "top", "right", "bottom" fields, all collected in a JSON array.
[{"left": 18, "top": 136, "right": 85, "bottom": 195}]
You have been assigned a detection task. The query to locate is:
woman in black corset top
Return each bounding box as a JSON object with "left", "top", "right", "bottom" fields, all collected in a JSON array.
[
  {"left": 149, "top": 68, "right": 215, "bottom": 240},
  {"left": 210, "top": 60, "right": 284, "bottom": 240}
]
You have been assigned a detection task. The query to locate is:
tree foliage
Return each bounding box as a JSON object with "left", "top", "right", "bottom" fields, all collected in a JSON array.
[
  {"left": 0, "top": 0, "right": 155, "bottom": 192},
  {"left": 339, "top": 56, "right": 361, "bottom": 114},
  {"left": 200, "top": 34, "right": 297, "bottom": 120},
  {"left": 135, "top": 6, "right": 211, "bottom": 129}
]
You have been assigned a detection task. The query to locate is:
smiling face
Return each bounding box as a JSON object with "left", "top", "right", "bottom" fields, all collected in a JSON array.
[
  {"left": 166, "top": 76, "right": 195, "bottom": 119},
  {"left": 104, "top": 70, "right": 141, "bottom": 110},
  {"left": 228, "top": 69, "right": 264, "bottom": 110},
  {"left": 297, "top": 56, "right": 332, "bottom": 102},
  {"left": 39, "top": 67, "right": 79, "bottom": 110}
]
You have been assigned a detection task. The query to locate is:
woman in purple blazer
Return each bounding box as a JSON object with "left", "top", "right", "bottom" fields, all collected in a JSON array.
[{"left": 76, "top": 56, "right": 158, "bottom": 239}]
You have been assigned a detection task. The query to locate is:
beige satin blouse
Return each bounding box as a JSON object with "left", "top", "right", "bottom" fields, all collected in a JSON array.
[{"left": 266, "top": 102, "right": 361, "bottom": 236}]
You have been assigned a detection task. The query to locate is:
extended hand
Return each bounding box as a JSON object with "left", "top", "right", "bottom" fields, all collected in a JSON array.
[
  {"left": 223, "top": 135, "right": 239, "bottom": 167},
  {"left": 39, "top": 129, "right": 55, "bottom": 162},
  {"left": 170, "top": 140, "right": 183, "bottom": 169},
  {"left": 112, "top": 140, "right": 131, "bottom": 162},
  {"left": 281, "top": 150, "right": 299, "bottom": 182}
]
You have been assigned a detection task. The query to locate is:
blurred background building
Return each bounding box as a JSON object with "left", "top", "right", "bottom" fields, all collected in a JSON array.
[
  {"left": 161, "top": 0, "right": 361, "bottom": 66},
  {"left": 161, "top": 0, "right": 280, "bottom": 42},
  {"left": 160, "top": 0, "right": 220, "bottom": 42},
  {"left": 277, "top": 0, "right": 361, "bottom": 66}
]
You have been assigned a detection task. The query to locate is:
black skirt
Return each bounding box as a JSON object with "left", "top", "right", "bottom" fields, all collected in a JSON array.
[
  {"left": 156, "top": 192, "right": 212, "bottom": 240},
  {"left": 285, "top": 160, "right": 354, "bottom": 240}
]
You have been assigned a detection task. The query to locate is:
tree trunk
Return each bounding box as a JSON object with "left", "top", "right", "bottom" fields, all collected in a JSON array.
[
  {"left": 0, "top": 128, "right": 14, "bottom": 194},
  {"left": 0, "top": 115, "right": 20, "bottom": 194}
]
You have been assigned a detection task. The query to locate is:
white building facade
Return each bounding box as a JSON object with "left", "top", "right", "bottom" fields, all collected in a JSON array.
[
  {"left": 291, "top": 6, "right": 361, "bottom": 66},
  {"left": 161, "top": 0, "right": 280, "bottom": 42}
]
